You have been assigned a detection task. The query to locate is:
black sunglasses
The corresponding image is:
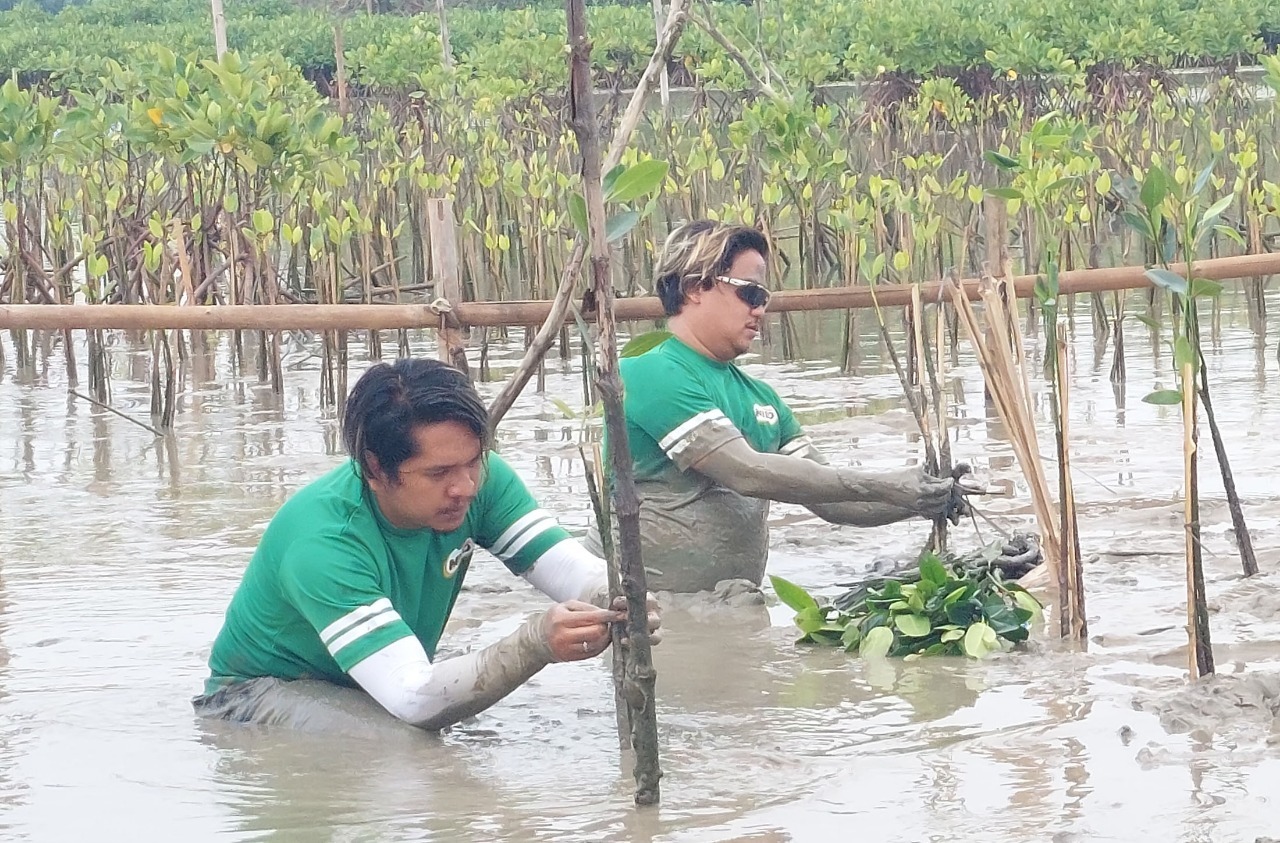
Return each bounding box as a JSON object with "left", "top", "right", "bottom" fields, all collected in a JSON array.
[{"left": 715, "top": 276, "right": 771, "bottom": 309}]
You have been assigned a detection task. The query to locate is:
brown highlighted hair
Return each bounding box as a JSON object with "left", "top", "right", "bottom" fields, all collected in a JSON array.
[{"left": 653, "top": 220, "right": 770, "bottom": 316}]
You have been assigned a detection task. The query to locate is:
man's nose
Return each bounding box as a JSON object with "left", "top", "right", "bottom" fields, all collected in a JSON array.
[{"left": 459, "top": 472, "right": 481, "bottom": 497}]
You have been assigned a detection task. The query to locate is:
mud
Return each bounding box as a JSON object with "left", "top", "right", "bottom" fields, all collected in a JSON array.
[{"left": 1133, "top": 671, "right": 1280, "bottom": 738}]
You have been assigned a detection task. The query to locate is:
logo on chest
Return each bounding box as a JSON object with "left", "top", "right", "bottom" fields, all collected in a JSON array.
[
  {"left": 442, "top": 538, "right": 475, "bottom": 579},
  {"left": 753, "top": 403, "right": 779, "bottom": 425}
]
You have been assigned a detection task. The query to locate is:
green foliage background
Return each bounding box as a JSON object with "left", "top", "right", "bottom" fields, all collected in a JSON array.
[{"left": 1, "top": 0, "right": 1278, "bottom": 91}]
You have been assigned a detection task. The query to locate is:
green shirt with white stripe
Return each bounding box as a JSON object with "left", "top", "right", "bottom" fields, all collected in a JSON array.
[
  {"left": 204, "top": 453, "right": 568, "bottom": 693},
  {"left": 603, "top": 336, "right": 810, "bottom": 591},
  {"left": 622, "top": 335, "right": 806, "bottom": 481}
]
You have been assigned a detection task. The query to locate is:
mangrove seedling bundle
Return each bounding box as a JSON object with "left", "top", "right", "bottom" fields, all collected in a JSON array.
[{"left": 771, "top": 547, "right": 1043, "bottom": 660}]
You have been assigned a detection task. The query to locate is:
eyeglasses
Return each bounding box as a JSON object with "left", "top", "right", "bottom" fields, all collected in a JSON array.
[{"left": 715, "top": 276, "right": 771, "bottom": 309}]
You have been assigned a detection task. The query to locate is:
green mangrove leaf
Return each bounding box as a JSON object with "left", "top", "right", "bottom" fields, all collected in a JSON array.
[
  {"left": 601, "top": 163, "right": 625, "bottom": 200},
  {"left": 919, "top": 554, "right": 948, "bottom": 587},
  {"left": 1013, "top": 590, "right": 1043, "bottom": 624},
  {"left": 1140, "top": 166, "right": 1167, "bottom": 210},
  {"left": 1120, "top": 210, "right": 1152, "bottom": 240},
  {"left": 1173, "top": 336, "right": 1195, "bottom": 370},
  {"left": 1214, "top": 224, "right": 1246, "bottom": 247},
  {"left": 860, "top": 626, "right": 894, "bottom": 659},
  {"left": 1199, "top": 194, "right": 1233, "bottom": 230},
  {"left": 620, "top": 330, "right": 672, "bottom": 358},
  {"left": 841, "top": 625, "right": 862, "bottom": 651},
  {"left": 1189, "top": 278, "right": 1223, "bottom": 298},
  {"left": 962, "top": 622, "right": 999, "bottom": 659},
  {"left": 567, "top": 193, "right": 587, "bottom": 238},
  {"left": 1143, "top": 389, "right": 1184, "bottom": 405},
  {"left": 985, "top": 150, "right": 1019, "bottom": 170},
  {"left": 606, "top": 159, "right": 669, "bottom": 204},
  {"left": 895, "top": 613, "right": 932, "bottom": 638},
  {"left": 770, "top": 574, "right": 818, "bottom": 613},
  {"left": 1192, "top": 163, "right": 1214, "bottom": 198},
  {"left": 1133, "top": 314, "right": 1162, "bottom": 331},
  {"left": 605, "top": 210, "right": 640, "bottom": 242},
  {"left": 795, "top": 605, "right": 825, "bottom": 634},
  {"left": 941, "top": 628, "right": 965, "bottom": 643},
  {"left": 548, "top": 396, "right": 578, "bottom": 420},
  {"left": 251, "top": 208, "right": 274, "bottom": 236},
  {"left": 1145, "top": 267, "right": 1188, "bottom": 296},
  {"left": 986, "top": 187, "right": 1023, "bottom": 200}
]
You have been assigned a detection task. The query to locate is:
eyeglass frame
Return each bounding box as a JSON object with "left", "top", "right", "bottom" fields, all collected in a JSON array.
[{"left": 714, "top": 275, "right": 772, "bottom": 309}]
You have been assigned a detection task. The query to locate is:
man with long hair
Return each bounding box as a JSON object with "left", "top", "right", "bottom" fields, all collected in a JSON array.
[{"left": 197, "top": 358, "right": 658, "bottom": 731}]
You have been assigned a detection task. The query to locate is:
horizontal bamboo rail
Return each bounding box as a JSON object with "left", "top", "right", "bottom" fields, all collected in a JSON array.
[{"left": 2, "top": 252, "right": 1277, "bottom": 331}]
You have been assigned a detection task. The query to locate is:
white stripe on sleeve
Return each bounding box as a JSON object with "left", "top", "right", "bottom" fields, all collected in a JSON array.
[
  {"left": 489, "top": 508, "right": 553, "bottom": 557},
  {"left": 658, "top": 409, "right": 727, "bottom": 455},
  {"left": 319, "top": 598, "right": 394, "bottom": 646},
  {"left": 493, "top": 516, "right": 560, "bottom": 562},
  {"left": 325, "top": 606, "right": 403, "bottom": 659},
  {"left": 779, "top": 436, "right": 814, "bottom": 457}
]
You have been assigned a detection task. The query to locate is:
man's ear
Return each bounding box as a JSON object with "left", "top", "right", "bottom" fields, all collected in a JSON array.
[{"left": 364, "top": 453, "right": 389, "bottom": 487}]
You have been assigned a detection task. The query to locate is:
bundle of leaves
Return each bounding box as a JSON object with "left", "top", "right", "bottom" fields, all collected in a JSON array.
[{"left": 770, "top": 551, "right": 1042, "bottom": 660}]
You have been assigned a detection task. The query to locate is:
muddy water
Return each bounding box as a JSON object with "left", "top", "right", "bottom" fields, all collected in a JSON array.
[{"left": 2, "top": 290, "right": 1280, "bottom": 842}]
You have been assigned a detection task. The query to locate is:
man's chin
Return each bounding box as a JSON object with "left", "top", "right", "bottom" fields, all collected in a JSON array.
[{"left": 430, "top": 511, "right": 469, "bottom": 532}]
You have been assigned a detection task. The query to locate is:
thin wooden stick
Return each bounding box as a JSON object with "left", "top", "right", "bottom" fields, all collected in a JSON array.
[
  {"left": 1055, "top": 332, "right": 1086, "bottom": 641},
  {"left": 567, "top": 0, "right": 660, "bottom": 805},
  {"left": 68, "top": 389, "right": 164, "bottom": 437}
]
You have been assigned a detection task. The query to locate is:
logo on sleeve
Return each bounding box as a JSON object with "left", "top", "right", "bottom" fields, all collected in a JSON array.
[
  {"left": 753, "top": 404, "right": 779, "bottom": 425},
  {"left": 443, "top": 538, "right": 475, "bottom": 579}
]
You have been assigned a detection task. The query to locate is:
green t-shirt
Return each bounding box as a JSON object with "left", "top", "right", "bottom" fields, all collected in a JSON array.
[
  {"left": 621, "top": 335, "right": 806, "bottom": 480},
  {"left": 205, "top": 453, "right": 568, "bottom": 693}
]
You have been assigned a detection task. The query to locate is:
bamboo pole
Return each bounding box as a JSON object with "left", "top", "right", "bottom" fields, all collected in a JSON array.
[
  {"left": 1054, "top": 332, "right": 1086, "bottom": 641},
  {"left": 8, "top": 251, "right": 1279, "bottom": 332},
  {"left": 426, "top": 197, "right": 470, "bottom": 378},
  {"left": 567, "top": 0, "right": 660, "bottom": 807}
]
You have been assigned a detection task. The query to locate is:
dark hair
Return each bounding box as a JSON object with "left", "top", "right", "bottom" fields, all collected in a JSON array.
[
  {"left": 654, "top": 220, "right": 771, "bottom": 316},
  {"left": 342, "top": 358, "right": 490, "bottom": 484}
]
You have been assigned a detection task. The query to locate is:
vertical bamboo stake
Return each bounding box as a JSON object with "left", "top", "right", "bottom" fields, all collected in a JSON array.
[
  {"left": 172, "top": 220, "right": 196, "bottom": 306},
  {"left": 210, "top": 0, "right": 228, "bottom": 61},
  {"left": 436, "top": 0, "right": 454, "bottom": 67},
  {"left": 566, "top": 0, "right": 660, "bottom": 806},
  {"left": 909, "top": 283, "right": 946, "bottom": 552},
  {"left": 1183, "top": 358, "right": 1214, "bottom": 678},
  {"left": 427, "top": 197, "right": 470, "bottom": 378},
  {"left": 1054, "top": 332, "right": 1085, "bottom": 641},
  {"left": 334, "top": 26, "right": 348, "bottom": 118}
]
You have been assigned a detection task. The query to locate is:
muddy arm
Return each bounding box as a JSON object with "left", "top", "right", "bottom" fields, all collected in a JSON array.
[
  {"left": 691, "top": 435, "right": 953, "bottom": 516},
  {"left": 348, "top": 613, "right": 555, "bottom": 731},
  {"left": 798, "top": 446, "right": 921, "bottom": 526}
]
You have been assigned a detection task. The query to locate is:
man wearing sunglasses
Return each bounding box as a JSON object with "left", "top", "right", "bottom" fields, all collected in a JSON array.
[{"left": 600, "top": 219, "right": 969, "bottom": 594}]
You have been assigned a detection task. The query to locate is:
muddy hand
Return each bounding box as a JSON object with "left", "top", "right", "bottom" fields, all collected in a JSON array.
[
  {"left": 905, "top": 468, "right": 956, "bottom": 520},
  {"left": 544, "top": 600, "right": 624, "bottom": 662},
  {"left": 944, "top": 462, "right": 975, "bottom": 525},
  {"left": 609, "top": 593, "right": 663, "bottom": 647}
]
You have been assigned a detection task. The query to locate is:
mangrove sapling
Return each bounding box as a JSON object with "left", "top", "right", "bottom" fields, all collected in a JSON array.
[
  {"left": 771, "top": 549, "right": 1042, "bottom": 660},
  {"left": 1124, "top": 161, "right": 1259, "bottom": 674},
  {"left": 1128, "top": 163, "right": 1257, "bottom": 583}
]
